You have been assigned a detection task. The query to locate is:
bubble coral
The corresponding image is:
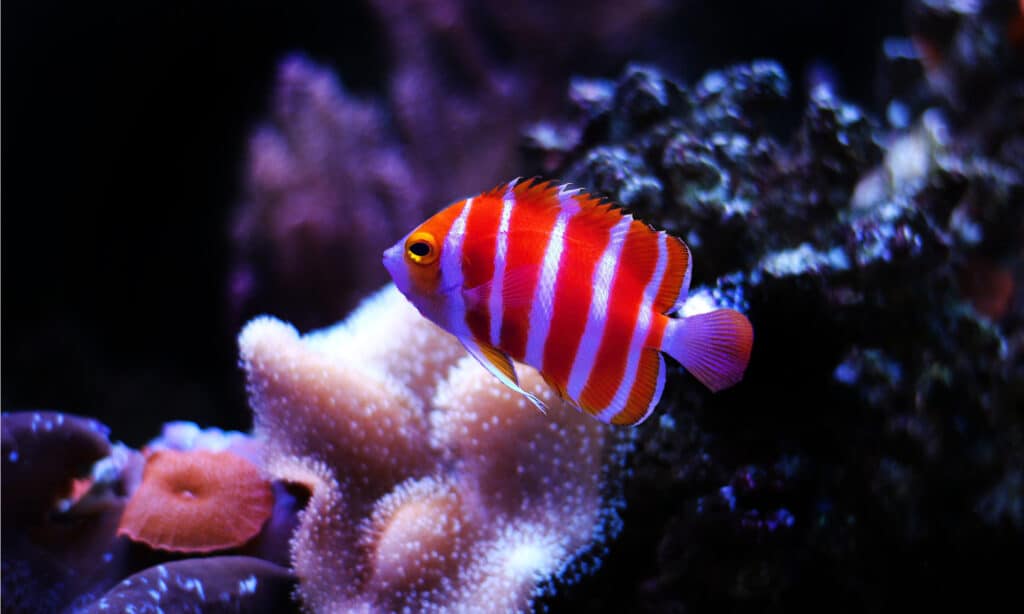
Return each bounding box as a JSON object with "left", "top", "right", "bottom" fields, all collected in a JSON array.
[
  {"left": 238, "top": 284, "right": 625, "bottom": 612},
  {"left": 117, "top": 449, "right": 274, "bottom": 553}
]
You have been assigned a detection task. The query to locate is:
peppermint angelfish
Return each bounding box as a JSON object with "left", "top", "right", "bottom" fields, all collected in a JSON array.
[{"left": 383, "top": 179, "right": 753, "bottom": 426}]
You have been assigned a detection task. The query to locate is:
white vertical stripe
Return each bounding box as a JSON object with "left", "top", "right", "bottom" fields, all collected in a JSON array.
[
  {"left": 597, "top": 235, "right": 668, "bottom": 422},
  {"left": 442, "top": 198, "right": 474, "bottom": 336},
  {"left": 524, "top": 193, "right": 579, "bottom": 368},
  {"left": 488, "top": 182, "right": 515, "bottom": 346},
  {"left": 567, "top": 215, "right": 633, "bottom": 400}
]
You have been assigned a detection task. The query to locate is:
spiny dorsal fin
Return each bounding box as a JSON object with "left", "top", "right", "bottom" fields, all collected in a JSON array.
[
  {"left": 479, "top": 177, "right": 622, "bottom": 219},
  {"left": 479, "top": 177, "right": 562, "bottom": 209}
]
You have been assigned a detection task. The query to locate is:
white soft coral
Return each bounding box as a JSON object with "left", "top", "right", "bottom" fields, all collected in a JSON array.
[{"left": 238, "top": 284, "right": 625, "bottom": 613}]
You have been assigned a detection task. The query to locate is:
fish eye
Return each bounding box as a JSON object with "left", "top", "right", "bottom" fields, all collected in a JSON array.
[{"left": 405, "top": 232, "right": 438, "bottom": 264}]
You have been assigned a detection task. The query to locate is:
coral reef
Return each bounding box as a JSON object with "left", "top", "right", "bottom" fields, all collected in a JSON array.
[
  {"left": 4, "top": 1, "right": 1022, "bottom": 612},
  {"left": 521, "top": 1, "right": 1024, "bottom": 611},
  {"left": 0, "top": 285, "right": 627, "bottom": 614},
  {"left": 238, "top": 284, "right": 626, "bottom": 612},
  {"left": 0, "top": 412, "right": 300, "bottom": 612}
]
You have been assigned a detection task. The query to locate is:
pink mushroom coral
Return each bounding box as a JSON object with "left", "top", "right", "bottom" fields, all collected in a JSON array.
[{"left": 117, "top": 449, "right": 274, "bottom": 553}]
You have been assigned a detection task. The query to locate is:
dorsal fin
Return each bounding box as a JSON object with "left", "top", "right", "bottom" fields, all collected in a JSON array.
[
  {"left": 511, "top": 176, "right": 562, "bottom": 205},
  {"left": 480, "top": 177, "right": 623, "bottom": 220},
  {"left": 479, "top": 177, "right": 564, "bottom": 211},
  {"left": 478, "top": 179, "right": 516, "bottom": 201}
]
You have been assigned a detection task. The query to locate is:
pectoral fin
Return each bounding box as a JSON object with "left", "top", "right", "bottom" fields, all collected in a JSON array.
[
  {"left": 459, "top": 336, "right": 548, "bottom": 414},
  {"left": 462, "top": 265, "right": 538, "bottom": 312}
]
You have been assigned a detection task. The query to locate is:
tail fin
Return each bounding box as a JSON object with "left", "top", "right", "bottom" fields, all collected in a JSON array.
[{"left": 662, "top": 309, "right": 753, "bottom": 392}]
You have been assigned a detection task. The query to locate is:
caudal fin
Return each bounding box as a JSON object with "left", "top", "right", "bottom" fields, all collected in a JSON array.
[{"left": 662, "top": 309, "right": 753, "bottom": 392}]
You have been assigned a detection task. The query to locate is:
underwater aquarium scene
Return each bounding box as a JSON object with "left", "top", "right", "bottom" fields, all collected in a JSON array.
[{"left": 3, "top": 0, "right": 1023, "bottom": 612}]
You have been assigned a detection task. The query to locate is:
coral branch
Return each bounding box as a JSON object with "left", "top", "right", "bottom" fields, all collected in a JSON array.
[{"left": 239, "top": 284, "right": 625, "bottom": 612}]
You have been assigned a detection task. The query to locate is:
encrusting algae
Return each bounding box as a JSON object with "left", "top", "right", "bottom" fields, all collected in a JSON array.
[{"left": 238, "top": 284, "right": 628, "bottom": 613}]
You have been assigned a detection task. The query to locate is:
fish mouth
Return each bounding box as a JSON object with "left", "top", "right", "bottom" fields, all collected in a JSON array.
[{"left": 382, "top": 241, "right": 409, "bottom": 293}]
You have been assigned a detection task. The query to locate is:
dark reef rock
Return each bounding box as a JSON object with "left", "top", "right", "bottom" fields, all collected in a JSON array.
[
  {"left": 2, "top": 412, "right": 111, "bottom": 526},
  {"left": 1, "top": 412, "right": 132, "bottom": 613},
  {"left": 0, "top": 413, "right": 302, "bottom": 613},
  {"left": 531, "top": 2, "right": 1024, "bottom": 611}
]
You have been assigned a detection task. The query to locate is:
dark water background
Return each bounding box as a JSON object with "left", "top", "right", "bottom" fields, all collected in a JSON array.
[{"left": 3, "top": 1, "right": 902, "bottom": 443}]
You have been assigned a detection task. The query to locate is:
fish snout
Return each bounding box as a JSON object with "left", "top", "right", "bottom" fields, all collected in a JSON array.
[
  {"left": 382, "top": 241, "right": 410, "bottom": 292},
  {"left": 382, "top": 242, "right": 402, "bottom": 273}
]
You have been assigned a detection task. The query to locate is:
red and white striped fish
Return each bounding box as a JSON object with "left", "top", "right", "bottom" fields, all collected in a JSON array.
[{"left": 383, "top": 179, "right": 753, "bottom": 426}]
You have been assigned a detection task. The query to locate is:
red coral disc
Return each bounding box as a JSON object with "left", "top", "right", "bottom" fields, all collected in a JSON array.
[{"left": 117, "top": 449, "right": 273, "bottom": 553}]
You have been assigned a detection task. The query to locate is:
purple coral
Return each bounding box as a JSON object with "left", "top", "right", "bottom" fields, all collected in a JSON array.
[{"left": 231, "top": 55, "right": 424, "bottom": 330}]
